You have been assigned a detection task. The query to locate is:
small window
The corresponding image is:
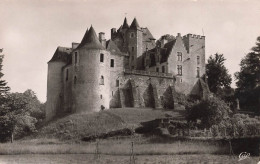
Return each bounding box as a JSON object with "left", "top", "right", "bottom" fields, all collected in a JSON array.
[
  {"left": 132, "top": 56, "right": 134, "bottom": 61},
  {"left": 132, "top": 47, "right": 134, "bottom": 52},
  {"left": 162, "top": 66, "right": 165, "bottom": 73},
  {"left": 100, "top": 76, "right": 104, "bottom": 85},
  {"left": 75, "top": 52, "right": 78, "bottom": 64},
  {"left": 112, "top": 91, "right": 113, "bottom": 96},
  {"left": 177, "top": 52, "right": 182, "bottom": 61},
  {"left": 74, "top": 76, "right": 77, "bottom": 84},
  {"left": 197, "top": 56, "right": 200, "bottom": 65},
  {"left": 180, "top": 78, "right": 182, "bottom": 83},
  {"left": 66, "top": 69, "right": 69, "bottom": 81},
  {"left": 156, "top": 67, "right": 159, "bottom": 72},
  {"left": 177, "top": 65, "right": 182, "bottom": 76},
  {"left": 100, "top": 53, "right": 104, "bottom": 62},
  {"left": 100, "top": 95, "right": 102, "bottom": 99},
  {"left": 116, "top": 80, "right": 119, "bottom": 87},
  {"left": 130, "top": 32, "right": 135, "bottom": 38},
  {"left": 197, "top": 67, "right": 200, "bottom": 77},
  {"left": 110, "top": 59, "right": 114, "bottom": 67}
]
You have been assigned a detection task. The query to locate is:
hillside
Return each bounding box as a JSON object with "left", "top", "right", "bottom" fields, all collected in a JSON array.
[{"left": 33, "top": 107, "right": 185, "bottom": 141}]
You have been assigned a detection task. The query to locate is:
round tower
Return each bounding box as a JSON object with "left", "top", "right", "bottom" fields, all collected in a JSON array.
[
  {"left": 72, "top": 26, "right": 110, "bottom": 113},
  {"left": 46, "top": 47, "right": 71, "bottom": 121}
]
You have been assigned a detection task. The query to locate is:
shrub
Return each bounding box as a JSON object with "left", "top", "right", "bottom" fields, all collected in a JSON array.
[{"left": 187, "top": 96, "right": 231, "bottom": 128}]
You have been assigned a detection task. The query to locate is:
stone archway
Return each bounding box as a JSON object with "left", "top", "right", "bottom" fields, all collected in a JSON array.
[
  {"left": 143, "top": 83, "right": 156, "bottom": 108},
  {"left": 162, "top": 86, "right": 174, "bottom": 109}
]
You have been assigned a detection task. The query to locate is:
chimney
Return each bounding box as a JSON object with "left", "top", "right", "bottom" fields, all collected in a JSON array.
[
  {"left": 99, "top": 32, "right": 106, "bottom": 48},
  {"left": 111, "top": 28, "right": 116, "bottom": 39},
  {"left": 160, "top": 36, "right": 168, "bottom": 47},
  {"left": 72, "top": 42, "right": 79, "bottom": 50}
]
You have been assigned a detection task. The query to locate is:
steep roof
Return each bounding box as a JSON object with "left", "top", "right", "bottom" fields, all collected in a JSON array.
[
  {"left": 122, "top": 17, "right": 129, "bottom": 29},
  {"left": 106, "top": 40, "right": 123, "bottom": 56},
  {"left": 76, "top": 26, "right": 105, "bottom": 50},
  {"left": 160, "top": 40, "right": 176, "bottom": 63},
  {"left": 142, "top": 28, "right": 156, "bottom": 41},
  {"left": 48, "top": 47, "right": 72, "bottom": 63},
  {"left": 130, "top": 18, "right": 140, "bottom": 29}
]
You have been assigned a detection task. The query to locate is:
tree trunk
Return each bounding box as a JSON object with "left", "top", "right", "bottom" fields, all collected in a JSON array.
[{"left": 11, "top": 133, "right": 13, "bottom": 143}]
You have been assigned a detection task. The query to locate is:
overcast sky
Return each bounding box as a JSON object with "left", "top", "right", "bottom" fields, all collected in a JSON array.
[{"left": 0, "top": 0, "right": 260, "bottom": 102}]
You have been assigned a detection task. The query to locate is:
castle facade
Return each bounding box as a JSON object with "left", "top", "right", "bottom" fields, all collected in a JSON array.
[{"left": 46, "top": 18, "right": 209, "bottom": 121}]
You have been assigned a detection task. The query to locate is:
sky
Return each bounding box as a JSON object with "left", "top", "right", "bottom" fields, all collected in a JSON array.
[{"left": 0, "top": 0, "right": 260, "bottom": 102}]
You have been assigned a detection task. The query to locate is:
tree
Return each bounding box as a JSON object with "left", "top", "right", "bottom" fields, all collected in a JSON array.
[
  {"left": 0, "top": 52, "right": 10, "bottom": 97},
  {"left": 206, "top": 53, "right": 232, "bottom": 95},
  {"left": 235, "top": 36, "right": 260, "bottom": 112}
]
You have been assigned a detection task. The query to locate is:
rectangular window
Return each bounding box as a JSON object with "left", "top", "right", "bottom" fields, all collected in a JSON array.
[
  {"left": 66, "top": 69, "right": 69, "bottom": 81},
  {"left": 75, "top": 52, "right": 78, "bottom": 64},
  {"left": 132, "top": 47, "right": 134, "bottom": 52},
  {"left": 177, "top": 52, "right": 182, "bottom": 61},
  {"left": 132, "top": 56, "right": 134, "bottom": 61},
  {"left": 110, "top": 59, "right": 114, "bottom": 67},
  {"left": 162, "top": 66, "right": 165, "bottom": 73},
  {"left": 116, "top": 80, "right": 119, "bottom": 87},
  {"left": 177, "top": 65, "right": 182, "bottom": 76},
  {"left": 197, "top": 67, "right": 200, "bottom": 77},
  {"left": 156, "top": 67, "right": 159, "bottom": 72},
  {"left": 100, "top": 53, "right": 104, "bottom": 62},
  {"left": 197, "top": 56, "right": 200, "bottom": 65}
]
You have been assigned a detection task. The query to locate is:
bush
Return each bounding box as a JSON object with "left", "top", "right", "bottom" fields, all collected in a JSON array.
[{"left": 187, "top": 96, "right": 231, "bottom": 128}]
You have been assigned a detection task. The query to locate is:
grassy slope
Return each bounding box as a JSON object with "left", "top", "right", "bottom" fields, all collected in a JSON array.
[{"left": 33, "top": 108, "right": 183, "bottom": 140}]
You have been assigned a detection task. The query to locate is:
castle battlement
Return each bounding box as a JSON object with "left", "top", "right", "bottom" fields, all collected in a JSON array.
[{"left": 183, "top": 34, "right": 205, "bottom": 40}]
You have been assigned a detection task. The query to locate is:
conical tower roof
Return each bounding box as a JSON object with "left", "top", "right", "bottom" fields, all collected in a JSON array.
[
  {"left": 130, "top": 18, "right": 140, "bottom": 29},
  {"left": 122, "top": 17, "right": 129, "bottom": 29},
  {"left": 76, "top": 26, "right": 105, "bottom": 50}
]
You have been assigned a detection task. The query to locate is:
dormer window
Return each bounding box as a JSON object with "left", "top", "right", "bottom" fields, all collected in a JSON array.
[{"left": 100, "top": 53, "right": 104, "bottom": 62}]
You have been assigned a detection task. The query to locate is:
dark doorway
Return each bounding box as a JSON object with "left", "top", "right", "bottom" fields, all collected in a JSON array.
[
  {"left": 124, "top": 80, "right": 134, "bottom": 107},
  {"left": 143, "top": 84, "right": 155, "bottom": 108}
]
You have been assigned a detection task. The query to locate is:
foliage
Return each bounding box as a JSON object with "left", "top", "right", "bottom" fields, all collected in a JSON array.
[
  {"left": 235, "top": 36, "right": 260, "bottom": 112},
  {"left": 187, "top": 96, "right": 231, "bottom": 128},
  {"left": 0, "top": 54, "right": 10, "bottom": 97},
  {"left": 206, "top": 53, "right": 232, "bottom": 96},
  {"left": 210, "top": 114, "right": 260, "bottom": 137},
  {"left": 0, "top": 90, "right": 45, "bottom": 142},
  {"left": 156, "top": 34, "right": 175, "bottom": 46}
]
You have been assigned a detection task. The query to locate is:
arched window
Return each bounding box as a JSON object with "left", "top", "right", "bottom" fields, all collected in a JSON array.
[
  {"left": 100, "top": 53, "right": 104, "bottom": 62},
  {"left": 100, "top": 75, "right": 104, "bottom": 85},
  {"left": 74, "top": 76, "right": 77, "bottom": 84}
]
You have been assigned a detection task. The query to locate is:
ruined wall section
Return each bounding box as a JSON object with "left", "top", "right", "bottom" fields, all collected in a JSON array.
[{"left": 113, "top": 72, "right": 174, "bottom": 108}]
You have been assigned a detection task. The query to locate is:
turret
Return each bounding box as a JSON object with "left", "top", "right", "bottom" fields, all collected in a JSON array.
[
  {"left": 127, "top": 18, "right": 143, "bottom": 70},
  {"left": 73, "top": 26, "right": 110, "bottom": 113}
]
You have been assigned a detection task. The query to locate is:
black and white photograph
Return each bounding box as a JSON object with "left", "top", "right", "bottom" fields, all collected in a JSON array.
[{"left": 0, "top": 0, "right": 260, "bottom": 163}]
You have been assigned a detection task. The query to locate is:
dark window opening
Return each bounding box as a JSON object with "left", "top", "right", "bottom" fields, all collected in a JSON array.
[
  {"left": 177, "top": 52, "right": 182, "bottom": 61},
  {"left": 162, "top": 66, "right": 165, "bottom": 73},
  {"left": 100, "top": 53, "right": 104, "bottom": 62},
  {"left": 110, "top": 59, "right": 114, "bottom": 67},
  {"left": 132, "top": 47, "right": 134, "bottom": 52},
  {"left": 130, "top": 32, "right": 135, "bottom": 38},
  {"left": 75, "top": 52, "right": 78, "bottom": 64},
  {"left": 100, "top": 95, "right": 102, "bottom": 99},
  {"left": 66, "top": 69, "right": 69, "bottom": 81},
  {"left": 112, "top": 91, "right": 113, "bottom": 96},
  {"left": 116, "top": 80, "right": 119, "bottom": 87},
  {"left": 74, "top": 76, "right": 77, "bottom": 84},
  {"left": 177, "top": 65, "right": 182, "bottom": 76},
  {"left": 197, "top": 67, "right": 200, "bottom": 77},
  {"left": 156, "top": 67, "right": 159, "bottom": 72},
  {"left": 100, "top": 76, "right": 104, "bottom": 85}
]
